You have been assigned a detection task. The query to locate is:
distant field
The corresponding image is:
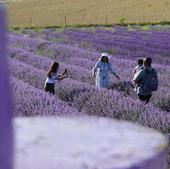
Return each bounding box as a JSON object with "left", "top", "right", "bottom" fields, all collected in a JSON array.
[{"left": 7, "top": 0, "right": 170, "bottom": 27}]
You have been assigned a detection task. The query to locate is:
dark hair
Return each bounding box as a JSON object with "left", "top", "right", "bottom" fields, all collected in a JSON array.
[
  {"left": 47, "top": 62, "right": 59, "bottom": 78},
  {"left": 138, "top": 59, "right": 143, "bottom": 66},
  {"left": 101, "top": 56, "right": 109, "bottom": 63},
  {"left": 144, "top": 57, "right": 152, "bottom": 67}
]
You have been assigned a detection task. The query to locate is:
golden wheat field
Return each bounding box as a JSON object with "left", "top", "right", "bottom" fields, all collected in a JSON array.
[{"left": 6, "top": 0, "right": 170, "bottom": 27}]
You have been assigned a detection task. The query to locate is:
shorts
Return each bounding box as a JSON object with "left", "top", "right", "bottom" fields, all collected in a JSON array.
[
  {"left": 138, "top": 94, "right": 152, "bottom": 104},
  {"left": 44, "top": 83, "right": 55, "bottom": 95}
]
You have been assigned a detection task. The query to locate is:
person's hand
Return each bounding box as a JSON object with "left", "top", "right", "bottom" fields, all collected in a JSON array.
[
  {"left": 131, "top": 80, "right": 135, "bottom": 85},
  {"left": 61, "top": 69, "right": 67, "bottom": 76}
]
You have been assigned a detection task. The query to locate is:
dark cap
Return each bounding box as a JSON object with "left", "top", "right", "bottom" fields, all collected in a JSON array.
[
  {"left": 144, "top": 57, "right": 152, "bottom": 66},
  {"left": 138, "top": 59, "right": 143, "bottom": 65}
]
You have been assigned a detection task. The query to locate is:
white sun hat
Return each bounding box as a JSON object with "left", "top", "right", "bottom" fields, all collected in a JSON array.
[{"left": 101, "top": 52, "right": 111, "bottom": 59}]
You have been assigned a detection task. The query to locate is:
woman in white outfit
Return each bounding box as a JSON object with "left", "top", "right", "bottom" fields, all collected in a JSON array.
[
  {"left": 44, "top": 62, "right": 67, "bottom": 95},
  {"left": 92, "top": 53, "right": 120, "bottom": 88}
]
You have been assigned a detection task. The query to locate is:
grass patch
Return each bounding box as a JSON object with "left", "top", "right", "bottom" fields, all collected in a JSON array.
[{"left": 9, "top": 20, "right": 170, "bottom": 31}]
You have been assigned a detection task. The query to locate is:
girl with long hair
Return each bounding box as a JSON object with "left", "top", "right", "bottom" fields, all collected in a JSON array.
[{"left": 44, "top": 62, "right": 67, "bottom": 95}]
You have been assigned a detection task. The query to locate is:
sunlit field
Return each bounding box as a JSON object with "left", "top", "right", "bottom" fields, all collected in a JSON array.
[{"left": 7, "top": 0, "right": 170, "bottom": 27}]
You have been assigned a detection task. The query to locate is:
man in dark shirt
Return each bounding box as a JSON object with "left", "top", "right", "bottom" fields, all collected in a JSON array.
[{"left": 132, "top": 57, "right": 157, "bottom": 104}]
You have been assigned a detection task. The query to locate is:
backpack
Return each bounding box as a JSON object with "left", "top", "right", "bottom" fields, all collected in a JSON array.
[{"left": 143, "top": 68, "right": 158, "bottom": 93}]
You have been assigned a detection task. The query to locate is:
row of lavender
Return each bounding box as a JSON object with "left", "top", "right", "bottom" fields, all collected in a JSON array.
[
  {"left": 8, "top": 34, "right": 170, "bottom": 112},
  {"left": 8, "top": 34, "right": 170, "bottom": 87},
  {"left": 11, "top": 76, "right": 83, "bottom": 118},
  {"left": 8, "top": 46, "right": 169, "bottom": 132},
  {"left": 16, "top": 26, "right": 170, "bottom": 65},
  {"left": 9, "top": 58, "right": 169, "bottom": 133},
  {"left": 8, "top": 30, "right": 168, "bottom": 127}
]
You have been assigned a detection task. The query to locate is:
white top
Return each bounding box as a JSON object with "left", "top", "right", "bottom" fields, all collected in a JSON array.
[
  {"left": 93, "top": 61, "right": 116, "bottom": 76},
  {"left": 134, "top": 65, "right": 143, "bottom": 74},
  {"left": 45, "top": 72, "right": 58, "bottom": 84},
  {"left": 14, "top": 117, "right": 168, "bottom": 169},
  {"left": 92, "top": 61, "right": 117, "bottom": 88}
]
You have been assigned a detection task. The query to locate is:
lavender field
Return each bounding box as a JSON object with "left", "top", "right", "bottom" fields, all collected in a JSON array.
[{"left": 8, "top": 26, "right": 170, "bottom": 161}]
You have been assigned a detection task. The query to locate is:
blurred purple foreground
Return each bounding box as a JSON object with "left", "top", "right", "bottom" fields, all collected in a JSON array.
[
  {"left": 14, "top": 117, "right": 168, "bottom": 169},
  {"left": 0, "top": 5, "right": 13, "bottom": 169}
]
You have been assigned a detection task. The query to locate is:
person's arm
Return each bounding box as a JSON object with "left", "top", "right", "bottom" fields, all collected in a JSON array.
[
  {"left": 52, "top": 71, "right": 67, "bottom": 81},
  {"left": 109, "top": 63, "right": 120, "bottom": 80},
  {"left": 132, "top": 68, "right": 136, "bottom": 79},
  {"left": 92, "top": 61, "right": 100, "bottom": 79},
  {"left": 56, "top": 74, "right": 67, "bottom": 81},
  {"left": 58, "top": 74, "right": 64, "bottom": 78},
  {"left": 92, "top": 71, "right": 96, "bottom": 79},
  {"left": 132, "top": 70, "right": 143, "bottom": 84},
  {"left": 58, "top": 69, "right": 67, "bottom": 78}
]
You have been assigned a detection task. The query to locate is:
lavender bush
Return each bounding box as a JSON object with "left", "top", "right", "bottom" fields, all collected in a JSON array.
[
  {"left": 9, "top": 58, "right": 169, "bottom": 133},
  {"left": 8, "top": 44, "right": 170, "bottom": 112},
  {"left": 11, "top": 77, "right": 83, "bottom": 117}
]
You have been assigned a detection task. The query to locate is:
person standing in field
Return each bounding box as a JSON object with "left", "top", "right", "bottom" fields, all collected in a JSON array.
[
  {"left": 92, "top": 53, "right": 120, "bottom": 88},
  {"left": 132, "top": 57, "right": 158, "bottom": 104},
  {"left": 44, "top": 62, "right": 67, "bottom": 95},
  {"left": 132, "top": 58, "right": 144, "bottom": 78},
  {"left": 131, "top": 58, "right": 144, "bottom": 91}
]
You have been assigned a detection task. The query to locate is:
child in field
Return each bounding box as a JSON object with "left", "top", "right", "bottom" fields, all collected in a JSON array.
[
  {"left": 44, "top": 62, "right": 67, "bottom": 95},
  {"left": 131, "top": 59, "right": 144, "bottom": 91},
  {"left": 132, "top": 59, "right": 144, "bottom": 79}
]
